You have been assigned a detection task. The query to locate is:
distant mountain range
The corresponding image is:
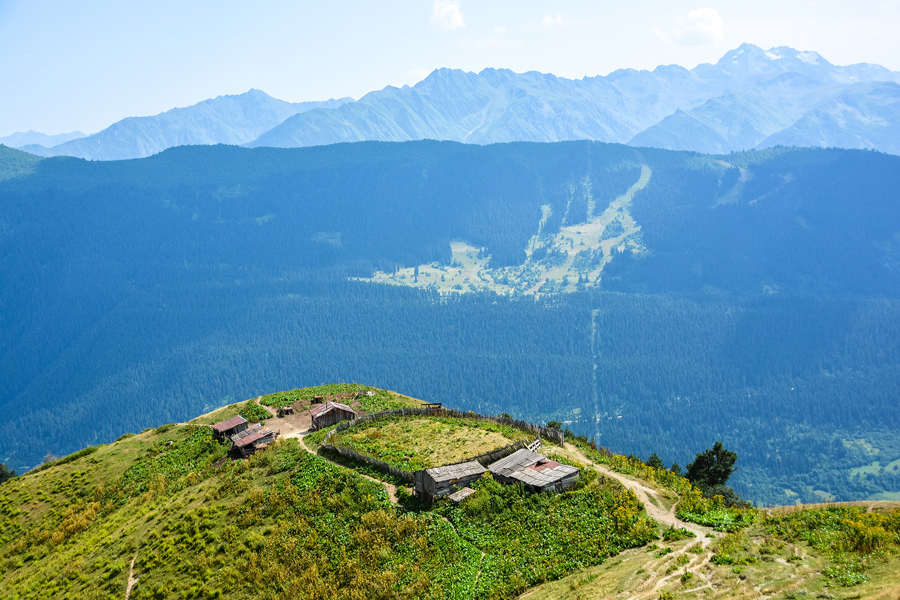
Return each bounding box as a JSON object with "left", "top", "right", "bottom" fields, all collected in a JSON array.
[
  {"left": 0, "top": 130, "right": 85, "bottom": 148},
  {"left": 17, "top": 90, "right": 353, "bottom": 160},
  {"left": 252, "top": 44, "right": 900, "bottom": 154},
  {"left": 11, "top": 44, "right": 900, "bottom": 160}
]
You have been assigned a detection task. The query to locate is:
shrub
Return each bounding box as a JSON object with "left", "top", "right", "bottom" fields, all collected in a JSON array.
[
  {"left": 662, "top": 526, "right": 696, "bottom": 542},
  {"left": 239, "top": 401, "right": 270, "bottom": 423},
  {"left": 823, "top": 563, "right": 869, "bottom": 587}
]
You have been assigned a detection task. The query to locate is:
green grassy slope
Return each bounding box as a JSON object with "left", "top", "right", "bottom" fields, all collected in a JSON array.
[
  {"left": 0, "top": 386, "right": 656, "bottom": 600},
  {"left": 3, "top": 385, "right": 898, "bottom": 599}
]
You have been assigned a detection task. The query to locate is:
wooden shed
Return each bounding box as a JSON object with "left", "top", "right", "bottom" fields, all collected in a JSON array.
[
  {"left": 488, "top": 449, "right": 579, "bottom": 493},
  {"left": 212, "top": 415, "right": 248, "bottom": 439},
  {"left": 309, "top": 401, "right": 357, "bottom": 431},
  {"left": 414, "top": 460, "right": 487, "bottom": 502},
  {"left": 231, "top": 425, "right": 276, "bottom": 457}
]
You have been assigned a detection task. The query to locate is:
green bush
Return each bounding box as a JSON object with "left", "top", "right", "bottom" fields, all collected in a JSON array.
[
  {"left": 662, "top": 526, "right": 696, "bottom": 542},
  {"left": 238, "top": 401, "right": 270, "bottom": 423}
]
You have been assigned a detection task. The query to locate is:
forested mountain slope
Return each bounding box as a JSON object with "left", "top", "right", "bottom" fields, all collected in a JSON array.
[{"left": 1, "top": 141, "right": 899, "bottom": 506}]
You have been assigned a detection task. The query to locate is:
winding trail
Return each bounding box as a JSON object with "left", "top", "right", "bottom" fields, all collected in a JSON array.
[
  {"left": 558, "top": 443, "right": 716, "bottom": 599},
  {"left": 124, "top": 555, "right": 139, "bottom": 600},
  {"left": 250, "top": 396, "right": 404, "bottom": 504},
  {"left": 296, "top": 431, "right": 403, "bottom": 504}
]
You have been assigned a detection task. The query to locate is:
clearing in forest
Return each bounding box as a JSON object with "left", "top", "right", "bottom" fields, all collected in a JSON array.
[
  {"left": 359, "top": 164, "right": 652, "bottom": 295},
  {"left": 326, "top": 416, "right": 530, "bottom": 471}
]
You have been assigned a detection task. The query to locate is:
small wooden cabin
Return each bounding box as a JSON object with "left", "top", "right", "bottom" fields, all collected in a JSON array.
[
  {"left": 309, "top": 401, "right": 357, "bottom": 431},
  {"left": 488, "top": 449, "right": 579, "bottom": 493},
  {"left": 414, "top": 460, "right": 486, "bottom": 502},
  {"left": 231, "top": 426, "right": 276, "bottom": 457},
  {"left": 212, "top": 415, "right": 248, "bottom": 439}
]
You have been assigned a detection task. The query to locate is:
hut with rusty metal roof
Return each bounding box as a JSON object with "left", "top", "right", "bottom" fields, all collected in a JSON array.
[
  {"left": 488, "top": 448, "right": 579, "bottom": 493},
  {"left": 231, "top": 425, "right": 276, "bottom": 457},
  {"left": 414, "top": 460, "right": 487, "bottom": 502},
  {"left": 309, "top": 401, "right": 357, "bottom": 431},
  {"left": 212, "top": 415, "right": 248, "bottom": 439}
]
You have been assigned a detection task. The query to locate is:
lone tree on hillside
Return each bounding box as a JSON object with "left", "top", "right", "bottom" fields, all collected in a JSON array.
[
  {"left": 645, "top": 452, "right": 665, "bottom": 469},
  {"left": 685, "top": 441, "right": 737, "bottom": 489},
  {"left": 0, "top": 463, "right": 17, "bottom": 485}
]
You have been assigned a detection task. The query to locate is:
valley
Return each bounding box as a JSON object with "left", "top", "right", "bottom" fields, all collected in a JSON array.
[{"left": 1, "top": 142, "right": 899, "bottom": 508}]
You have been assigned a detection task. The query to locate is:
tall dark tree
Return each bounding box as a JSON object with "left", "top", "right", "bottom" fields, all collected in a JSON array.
[
  {"left": 686, "top": 441, "right": 737, "bottom": 488},
  {"left": 0, "top": 463, "right": 16, "bottom": 484},
  {"left": 645, "top": 452, "right": 664, "bottom": 469}
]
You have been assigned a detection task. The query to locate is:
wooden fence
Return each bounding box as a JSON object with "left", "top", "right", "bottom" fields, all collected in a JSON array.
[
  {"left": 319, "top": 406, "right": 563, "bottom": 482},
  {"left": 322, "top": 406, "right": 566, "bottom": 445}
]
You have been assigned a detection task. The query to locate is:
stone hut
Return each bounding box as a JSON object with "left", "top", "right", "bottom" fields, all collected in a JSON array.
[{"left": 488, "top": 449, "right": 579, "bottom": 493}]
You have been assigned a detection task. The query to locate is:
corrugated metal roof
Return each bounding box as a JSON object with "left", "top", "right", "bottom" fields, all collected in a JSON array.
[
  {"left": 212, "top": 415, "right": 247, "bottom": 432},
  {"left": 425, "top": 460, "right": 487, "bottom": 483},
  {"left": 230, "top": 423, "right": 262, "bottom": 443},
  {"left": 234, "top": 427, "right": 274, "bottom": 448},
  {"left": 309, "top": 401, "right": 357, "bottom": 418},
  {"left": 488, "top": 449, "right": 579, "bottom": 488}
]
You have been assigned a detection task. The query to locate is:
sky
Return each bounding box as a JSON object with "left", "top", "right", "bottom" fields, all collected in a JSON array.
[{"left": 2, "top": 0, "right": 899, "bottom": 137}]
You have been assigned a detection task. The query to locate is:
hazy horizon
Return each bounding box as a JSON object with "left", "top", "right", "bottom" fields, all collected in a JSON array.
[{"left": 2, "top": 0, "right": 899, "bottom": 138}]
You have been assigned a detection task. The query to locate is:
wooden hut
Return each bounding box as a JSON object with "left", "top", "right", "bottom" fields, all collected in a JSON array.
[
  {"left": 488, "top": 449, "right": 579, "bottom": 493},
  {"left": 212, "top": 415, "right": 248, "bottom": 439},
  {"left": 309, "top": 401, "right": 357, "bottom": 431},
  {"left": 231, "top": 426, "right": 276, "bottom": 456},
  {"left": 414, "top": 460, "right": 487, "bottom": 502}
]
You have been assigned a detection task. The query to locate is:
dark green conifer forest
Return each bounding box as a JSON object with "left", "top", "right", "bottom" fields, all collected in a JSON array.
[{"left": 1, "top": 140, "right": 899, "bottom": 505}]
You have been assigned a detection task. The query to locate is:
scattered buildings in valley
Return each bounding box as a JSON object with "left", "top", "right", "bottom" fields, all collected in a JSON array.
[
  {"left": 414, "top": 460, "right": 487, "bottom": 502},
  {"left": 487, "top": 448, "right": 579, "bottom": 493},
  {"left": 310, "top": 401, "right": 357, "bottom": 430}
]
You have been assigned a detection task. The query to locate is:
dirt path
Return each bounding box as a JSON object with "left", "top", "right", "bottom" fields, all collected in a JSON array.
[
  {"left": 472, "top": 551, "right": 486, "bottom": 595},
  {"left": 125, "top": 555, "right": 139, "bottom": 599},
  {"left": 563, "top": 443, "right": 711, "bottom": 539},
  {"left": 255, "top": 395, "right": 404, "bottom": 504},
  {"left": 559, "top": 443, "right": 716, "bottom": 599},
  {"left": 296, "top": 430, "right": 402, "bottom": 505}
]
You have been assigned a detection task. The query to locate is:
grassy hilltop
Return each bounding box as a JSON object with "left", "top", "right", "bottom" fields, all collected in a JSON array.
[{"left": 1, "top": 384, "right": 899, "bottom": 600}]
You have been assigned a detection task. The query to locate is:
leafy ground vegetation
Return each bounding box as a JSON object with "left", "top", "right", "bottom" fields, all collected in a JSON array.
[
  {"left": 4, "top": 387, "right": 898, "bottom": 599},
  {"left": 0, "top": 399, "right": 655, "bottom": 600},
  {"left": 525, "top": 457, "right": 900, "bottom": 599},
  {"left": 259, "top": 384, "right": 416, "bottom": 413},
  {"left": 326, "top": 416, "right": 530, "bottom": 470}
]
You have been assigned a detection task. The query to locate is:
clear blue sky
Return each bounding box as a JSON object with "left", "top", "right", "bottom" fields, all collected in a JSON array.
[{"left": 2, "top": 0, "right": 898, "bottom": 137}]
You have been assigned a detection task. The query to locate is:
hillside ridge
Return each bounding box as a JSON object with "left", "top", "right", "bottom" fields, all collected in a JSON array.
[{"left": 2, "top": 384, "right": 898, "bottom": 599}]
